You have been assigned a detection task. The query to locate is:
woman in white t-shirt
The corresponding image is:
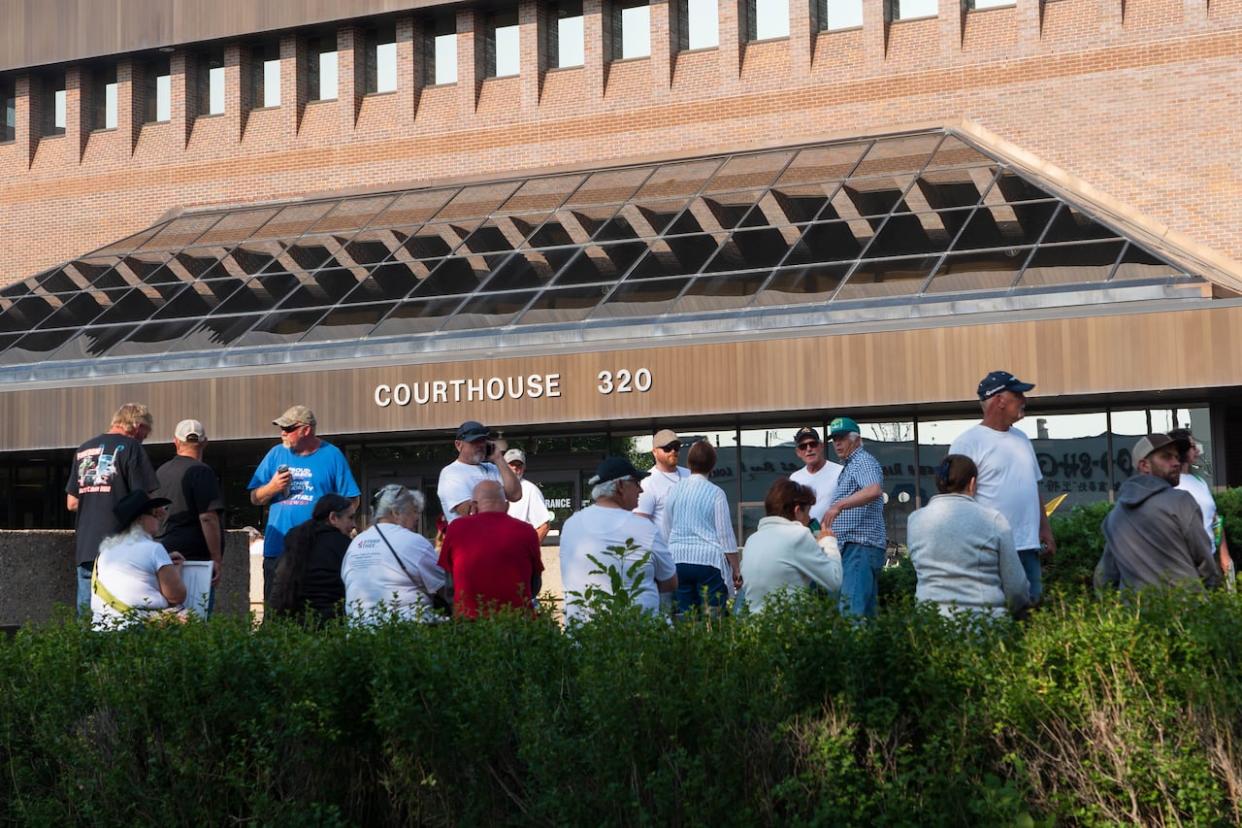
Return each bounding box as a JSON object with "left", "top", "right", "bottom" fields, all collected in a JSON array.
[
  {"left": 1170, "top": 429, "right": 1233, "bottom": 581},
  {"left": 559, "top": 456, "right": 678, "bottom": 625},
  {"left": 342, "top": 484, "right": 448, "bottom": 624},
  {"left": 92, "top": 491, "right": 188, "bottom": 629}
]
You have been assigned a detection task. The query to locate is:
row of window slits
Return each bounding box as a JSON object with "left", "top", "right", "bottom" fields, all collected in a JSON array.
[{"left": 0, "top": 132, "right": 1193, "bottom": 367}]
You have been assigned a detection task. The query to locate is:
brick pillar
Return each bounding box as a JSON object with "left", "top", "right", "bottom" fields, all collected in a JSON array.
[
  {"left": 790, "top": 0, "right": 814, "bottom": 74},
  {"left": 338, "top": 26, "right": 365, "bottom": 128},
  {"left": 1015, "top": 0, "right": 1041, "bottom": 52},
  {"left": 457, "top": 8, "right": 484, "bottom": 114},
  {"left": 16, "top": 75, "right": 37, "bottom": 168},
  {"left": 119, "top": 59, "right": 142, "bottom": 156},
  {"left": 66, "top": 66, "right": 87, "bottom": 162},
  {"left": 396, "top": 15, "right": 422, "bottom": 123},
  {"left": 171, "top": 50, "right": 194, "bottom": 147},
  {"left": 585, "top": 0, "right": 608, "bottom": 99},
  {"left": 651, "top": 0, "right": 674, "bottom": 89},
  {"left": 281, "top": 33, "right": 306, "bottom": 135},
  {"left": 519, "top": 0, "right": 544, "bottom": 109},
  {"left": 863, "top": 0, "right": 887, "bottom": 66},
  {"left": 224, "top": 43, "right": 244, "bottom": 142},
  {"left": 939, "top": 0, "right": 962, "bottom": 52},
  {"left": 1101, "top": 0, "right": 1123, "bottom": 32},
  {"left": 719, "top": 0, "right": 743, "bottom": 81}
]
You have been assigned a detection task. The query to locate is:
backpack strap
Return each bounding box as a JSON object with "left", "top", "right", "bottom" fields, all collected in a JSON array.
[{"left": 91, "top": 559, "right": 135, "bottom": 615}]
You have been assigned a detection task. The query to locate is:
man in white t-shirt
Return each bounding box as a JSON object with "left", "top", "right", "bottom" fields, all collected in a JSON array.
[
  {"left": 561, "top": 456, "right": 678, "bottom": 624},
  {"left": 949, "top": 371, "right": 1057, "bottom": 603},
  {"left": 634, "top": 428, "right": 690, "bottom": 540},
  {"left": 789, "top": 425, "right": 843, "bottom": 529},
  {"left": 436, "top": 420, "right": 522, "bottom": 524},
  {"left": 504, "top": 448, "right": 552, "bottom": 543}
]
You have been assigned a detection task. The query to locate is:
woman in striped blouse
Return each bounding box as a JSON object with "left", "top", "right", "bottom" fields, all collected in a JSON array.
[{"left": 661, "top": 441, "right": 741, "bottom": 617}]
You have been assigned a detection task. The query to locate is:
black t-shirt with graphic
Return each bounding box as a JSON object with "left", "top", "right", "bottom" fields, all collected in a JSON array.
[
  {"left": 65, "top": 432, "right": 158, "bottom": 566},
  {"left": 155, "top": 455, "right": 225, "bottom": 561}
]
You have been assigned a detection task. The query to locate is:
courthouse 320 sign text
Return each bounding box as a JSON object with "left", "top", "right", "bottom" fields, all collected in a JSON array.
[{"left": 373, "top": 368, "right": 652, "bottom": 407}]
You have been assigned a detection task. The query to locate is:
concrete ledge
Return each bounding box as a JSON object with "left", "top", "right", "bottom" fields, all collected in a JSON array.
[{"left": 0, "top": 530, "right": 253, "bottom": 628}]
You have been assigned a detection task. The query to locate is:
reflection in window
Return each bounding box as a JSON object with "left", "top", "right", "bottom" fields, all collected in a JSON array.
[
  {"left": 738, "top": 427, "right": 808, "bottom": 541},
  {"left": 615, "top": 1, "right": 651, "bottom": 60},
  {"left": 747, "top": 0, "right": 790, "bottom": 40},
  {"left": 549, "top": 0, "right": 585, "bottom": 68},
  {"left": 819, "top": 0, "right": 864, "bottom": 29},
  {"left": 857, "top": 422, "right": 917, "bottom": 545}
]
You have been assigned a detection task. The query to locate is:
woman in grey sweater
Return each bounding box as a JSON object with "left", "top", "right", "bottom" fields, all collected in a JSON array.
[{"left": 907, "top": 455, "right": 1030, "bottom": 619}]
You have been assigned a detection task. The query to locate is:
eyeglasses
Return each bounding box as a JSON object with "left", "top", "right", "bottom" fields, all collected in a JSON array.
[
  {"left": 279, "top": 424, "right": 302, "bottom": 433},
  {"left": 797, "top": 441, "right": 819, "bottom": 451},
  {"left": 659, "top": 443, "right": 682, "bottom": 452}
]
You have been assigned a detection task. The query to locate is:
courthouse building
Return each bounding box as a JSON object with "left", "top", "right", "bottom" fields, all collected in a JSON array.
[{"left": 1, "top": 0, "right": 1241, "bottom": 542}]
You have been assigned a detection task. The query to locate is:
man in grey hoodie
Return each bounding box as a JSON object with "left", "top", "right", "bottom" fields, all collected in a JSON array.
[{"left": 1096, "top": 434, "right": 1221, "bottom": 592}]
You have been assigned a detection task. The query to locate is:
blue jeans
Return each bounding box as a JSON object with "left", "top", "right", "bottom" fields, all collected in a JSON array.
[
  {"left": 675, "top": 563, "right": 727, "bottom": 616},
  {"left": 77, "top": 563, "right": 92, "bottom": 618},
  {"left": 1017, "top": 548, "right": 1043, "bottom": 604},
  {"left": 839, "top": 543, "right": 885, "bottom": 618}
]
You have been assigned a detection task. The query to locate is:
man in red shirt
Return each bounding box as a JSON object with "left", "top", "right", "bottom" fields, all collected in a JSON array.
[{"left": 438, "top": 479, "right": 544, "bottom": 618}]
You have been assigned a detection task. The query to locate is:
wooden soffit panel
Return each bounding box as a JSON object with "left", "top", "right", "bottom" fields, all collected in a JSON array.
[{"left": 2, "top": 303, "right": 1241, "bottom": 452}]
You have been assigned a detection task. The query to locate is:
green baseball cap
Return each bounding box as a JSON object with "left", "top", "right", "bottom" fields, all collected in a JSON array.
[{"left": 827, "top": 416, "right": 860, "bottom": 437}]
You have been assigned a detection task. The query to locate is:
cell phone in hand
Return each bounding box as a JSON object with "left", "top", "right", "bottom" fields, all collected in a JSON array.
[
  {"left": 809, "top": 518, "right": 821, "bottom": 533},
  {"left": 485, "top": 442, "right": 495, "bottom": 458}
]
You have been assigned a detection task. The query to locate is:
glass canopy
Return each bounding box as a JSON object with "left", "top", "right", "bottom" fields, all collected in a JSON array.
[{"left": 0, "top": 129, "right": 1200, "bottom": 370}]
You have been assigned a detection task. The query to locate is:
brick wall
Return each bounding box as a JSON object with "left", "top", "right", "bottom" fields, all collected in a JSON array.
[{"left": 0, "top": 0, "right": 1239, "bottom": 286}]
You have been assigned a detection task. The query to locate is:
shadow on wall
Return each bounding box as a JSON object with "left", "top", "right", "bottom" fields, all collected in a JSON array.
[{"left": 0, "top": 530, "right": 253, "bottom": 629}]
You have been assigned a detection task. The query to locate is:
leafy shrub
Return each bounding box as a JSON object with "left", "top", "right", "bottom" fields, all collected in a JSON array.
[
  {"left": 1, "top": 593, "right": 1240, "bottom": 825},
  {"left": 1045, "top": 500, "right": 1112, "bottom": 594}
]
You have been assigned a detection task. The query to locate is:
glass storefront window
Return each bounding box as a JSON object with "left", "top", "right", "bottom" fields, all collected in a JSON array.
[
  {"left": 1109, "top": 409, "right": 1151, "bottom": 490},
  {"left": 739, "top": 426, "right": 810, "bottom": 542},
  {"left": 856, "top": 421, "right": 916, "bottom": 547},
  {"left": 1013, "top": 412, "right": 1111, "bottom": 512}
]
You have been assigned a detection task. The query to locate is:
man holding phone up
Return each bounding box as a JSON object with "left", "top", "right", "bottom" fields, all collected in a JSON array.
[{"left": 437, "top": 421, "right": 522, "bottom": 524}]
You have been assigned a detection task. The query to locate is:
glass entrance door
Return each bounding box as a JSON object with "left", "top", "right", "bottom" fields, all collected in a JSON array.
[{"left": 524, "top": 472, "right": 579, "bottom": 545}]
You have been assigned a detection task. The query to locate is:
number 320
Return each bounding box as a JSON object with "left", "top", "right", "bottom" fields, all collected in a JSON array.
[{"left": 597, "top": 368, "right": 652, "bottom": 395}]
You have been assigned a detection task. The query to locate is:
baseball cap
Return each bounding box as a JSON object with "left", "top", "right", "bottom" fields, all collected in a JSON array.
[
  {"left": 1133, "top": 433, "right": 1188, "bottom": 462},
  {"left": 174, "top": 419, "right": 206, "bottom": 442},
  {"left": 977, "top": 370, "right": 1036, "bottom": 401},
  {"left": 504, "top": 448, "right": 526, "bottom": 464},
  {"left": 589, "top": 456, "right": 650, "bottom": 486},
  {"left": 793, "top": 426, "right": 821, "bottom": 444},
  {"left": 273, "top": 405, "right": 316, "bottom": 428},
  {"left": 112, "top": 491, "right": 172, "bottom": 532},
  {"left": 456, "top": 420, "right": 491, "bottom": 441},
  {"left": 828, "top": 416, "right": 860, "bottom": 437},
  {"left": 652, "top": 428, "right": 681, "bottom": 450}
]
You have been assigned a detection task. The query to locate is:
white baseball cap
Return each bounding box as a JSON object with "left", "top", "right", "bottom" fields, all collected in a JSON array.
[
  {"left": 174, "top": 419, "right": 207, "bottom": 442},
  {"left": 504, "top": 448, "right": 527, "bottom": 464}
]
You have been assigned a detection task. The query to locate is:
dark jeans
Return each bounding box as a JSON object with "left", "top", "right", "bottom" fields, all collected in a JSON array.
[
  {"left": 675, "top": 563, "right": 728, "bottom": 617},
  {"left": 263, "top": 556, "right": 280, "bottom": 606},
  {"left": 839, "top": 542, "right": 885, "bottom": 618},
  {"left": 1017, "top": 548, "right": 1043, "bottom": 604}
]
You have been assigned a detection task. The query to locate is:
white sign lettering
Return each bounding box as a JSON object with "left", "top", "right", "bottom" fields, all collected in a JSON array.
[{"left": 374, "top": 374, "right": 562, "bottom": 408}]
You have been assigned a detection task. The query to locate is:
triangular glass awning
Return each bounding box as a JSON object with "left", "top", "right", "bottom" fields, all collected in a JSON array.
[{"left": 0, "top": 129, "right": 1208, "bottom": 380}]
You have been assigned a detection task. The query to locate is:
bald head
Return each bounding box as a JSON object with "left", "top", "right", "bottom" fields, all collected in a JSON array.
[{"left": 472, "top": 479, "right": 508, "bottom": 514}]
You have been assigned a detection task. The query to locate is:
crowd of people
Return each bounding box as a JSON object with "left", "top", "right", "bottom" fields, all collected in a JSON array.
[{"left": 66, "top": 369, "right": 1235, "bottom": 629}]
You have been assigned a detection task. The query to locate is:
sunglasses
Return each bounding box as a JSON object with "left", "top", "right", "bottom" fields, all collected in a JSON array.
[
  {"left": 797, "top": 441, "right": 820, "bottom": 450},
  {"left": 279, "top": 424, "right": 303, "bottom": 433},
  {"left": 659, "top": 443, "right": 682, "bottom": 452}
]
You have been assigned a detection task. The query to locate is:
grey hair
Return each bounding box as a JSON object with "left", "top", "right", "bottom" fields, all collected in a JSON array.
[
  {"left": 372, "top": 484, "right": 425, "bottom": 522},
  {"left": 591, "top": 478, "right": 624, "bottom": 501},
  {"left": 98, "top": 522, "right": 152, "bottom": 555}
]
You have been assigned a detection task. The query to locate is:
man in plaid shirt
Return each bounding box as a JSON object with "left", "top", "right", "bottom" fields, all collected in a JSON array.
[{"left": 821, "top": 416, "right": 886, "bottom": 618}]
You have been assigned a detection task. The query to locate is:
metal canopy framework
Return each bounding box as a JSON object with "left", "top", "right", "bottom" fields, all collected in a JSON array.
[{"left": 0, "top": 129, "right": 1206, "bottom": 379}]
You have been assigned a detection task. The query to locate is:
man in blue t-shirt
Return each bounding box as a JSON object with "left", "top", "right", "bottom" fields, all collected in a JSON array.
[{"left": 248, "top": 405, "right": 360, "bottom": 604}]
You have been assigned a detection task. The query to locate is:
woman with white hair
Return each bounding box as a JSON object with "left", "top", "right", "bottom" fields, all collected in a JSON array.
[
  {"left": 92, "top": 491, "right": 187, "bottom": 629},
  {"left": 342, "top": 484, "right": 448, "bottom": 623},
  {"left": 558, "top": 456, "right": 678, "bottom": 624}
]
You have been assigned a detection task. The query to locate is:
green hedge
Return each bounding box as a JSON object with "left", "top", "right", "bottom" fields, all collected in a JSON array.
[{"left": 2, "top": 591, "right": 1241, "bottom": 826}]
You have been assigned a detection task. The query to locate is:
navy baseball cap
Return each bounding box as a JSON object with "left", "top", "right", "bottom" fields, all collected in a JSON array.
[
  {"left": 588, "top": 456, "right": 650, "bottom": 486},
  {"left": 977, "top": 371, "right": 1035, "bottom": 400},
  {"left": 455, "top": 420, "right": 491, "bottom": 441}
]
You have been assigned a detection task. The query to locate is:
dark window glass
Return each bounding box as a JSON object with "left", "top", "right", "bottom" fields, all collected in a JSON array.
[
  {"left": 40, "top": 71, "right": 66, "bottom": 136},
  {"left": 34, "top": 290, "right": 125, "bottom": 330},
  {"left": 139, "top": 215, "right": 222, "bottom": 251},
  {"left": 0, "top": 294, "right": 60, "bottom": 333},
  {"left": 765, "top": 183, "right": 836, "bottom": 223},
  {"left": 275, "top": 268, "right": 362, "bottom": 310},
  {"left": 249, "top": 40, "right": 281, "bottom": 109},
  {"left": 925, "top": 249, "right": 1031, "bottom": 294},
  {"left": 232, "top": 308, "right": 334, "bottom": 348},
  {"left": 593, "top": 276, "right": 690, "bottom": 319},
  {"left": 706, "top": 151, "right": 793, "bottom": 194},
  {"left": 862, "top": 210, "right": 959, "bottom": 258},
  {"left": 924, "top": 135, "right": 993, "bottom": 171},
  {"left": 1017, "top": 241, "right": 1125, "bottom": 287},
  {"left": 837, "top": 180, "right": 909, "bottom": 218},
  {"left": 302, "top": 302, "right": 395, "bottom": 343},
  {"left": 364, "top": 22, "right": 398, "bottom": 94},
  {"left": 0, "top": 329, "right": 79, "bottom": 365},
  {"left": 553, "top": 242, "right": 648, "bottom": 285},
  {"left": 214, "top": 272, "right": 301, "bottom": 315},
  {"left": 694, "top": 190, "right": 767, "bottom": 229},
  {"left": 343, "top": 231, "right": 400, "bottom": 265},
  {"left": 438, "top": 182, "right": 521, "bottom": 222},
  {"left": 913, "top": 168, "right": 996, "bottom": 212},
  {"left": 1, "top": 76, "right": 15, "bottom": 142},
  {"left": 989, "top": 172, "right": 1054, "bottom": 203},
  {"left": 1040, "top": 204, "right": 1121, "bottom": 245},
  {"left": 164, "top": 314, "right": 263, "bottom": 352},
  {"left": 675, "top": 270, "right": 771, "bottom": 313},
  {"left": 1111, "top": 244, "right": 1182, "bottom": 282},
  {"left": 498, "top": 174, "right": 584, "bottom": 216},
  {"left": 369, "top": 296, "right": 465, "bottom": 337},
  {"left": 635, "top": 159, "right": 721, "bottom": 200},
  {"left": 102, "top": 319, "right": 198, "bottom": 357},
  {"left": 461, "top": 224, "right": 519, "bottom": 253},
  {"left": 756, "top": 263, "right": 852, "bottom": 307},
  {"left": 483, "top": 252, "right": 559, "bottom": 291},
  {"left": 443, "top": 290, "right": 534, "bottom": 330},
  {"left": 280, "top": 236, "right": 336, "bottom": 272},
  {"left": 598, "top": 200, "right": 689, "bottom": 241},
  {"left": 833, "top": 256, "right": 939, "bottom": 302},
  {"left": 90, "top": 287, "right": 165, "bottom": 327},
  {"left": 626, "top": 234, "right": 721, "bottom": 279},
  {"left": 88, "top": 63, "right": 118, "bottom": 131},
  {"left": 952, "top": 200, "right": 1058, "bottom": 251},
  {"left": 701, "top": 227, "right": 794, "bottom": 273},
  {"left": 517, "top": 284, "right": 609, "bottom": 324},
  {"left": 785, "top": 220, "right": 864, "bottom": 265},
  {"left": 48, "top": 324, "right": 138, "bottom": 361},
  {"left": 405, "top": 255, "right": 501, "bottom": 297},
  {"left": 142, "top": 56, "right": 172, "bottom": 123}
]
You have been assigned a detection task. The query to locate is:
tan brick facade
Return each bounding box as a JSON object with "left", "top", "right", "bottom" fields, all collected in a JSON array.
[{"left": 0, "top": 0, "right": 1240, "bottom": 287}]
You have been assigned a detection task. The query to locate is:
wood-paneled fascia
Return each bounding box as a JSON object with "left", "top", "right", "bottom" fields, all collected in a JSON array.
[{"left": 3, "top": 303, "right": 1241, "bottom": 452}]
